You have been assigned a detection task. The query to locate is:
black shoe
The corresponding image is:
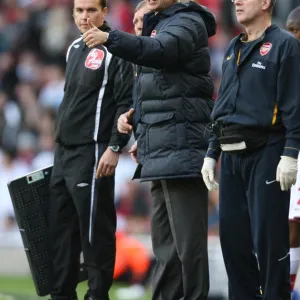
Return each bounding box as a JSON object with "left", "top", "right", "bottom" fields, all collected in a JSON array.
[
  {"left": 49, "top": 296, "right": 78, "bottom": 300},
  {"left": 84, "top": 293, "right": 101, "bottom": 300}
]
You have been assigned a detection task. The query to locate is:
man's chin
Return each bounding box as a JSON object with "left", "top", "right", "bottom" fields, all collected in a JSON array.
[
  {"left": 236, "top": 16, "right": 249, "bottom": 26},
  {"left": 80, "top": 26, "right": 89, "bottom": 33},
  {"left": 146, "top": 1, "right": 159, "bottom": 11}
]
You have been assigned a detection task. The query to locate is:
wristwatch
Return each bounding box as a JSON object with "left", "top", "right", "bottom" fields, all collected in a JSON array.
[{"left": 109, "top": 145, "right": 121, "bottom": 153}]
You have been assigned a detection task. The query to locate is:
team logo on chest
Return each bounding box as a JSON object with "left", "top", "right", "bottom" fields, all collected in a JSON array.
[
  {"left": 85, "top": 49, "right": 105, "bottom": 70},
  {"left": 260, "top": 42, "right": 272, "bottom": 56}
]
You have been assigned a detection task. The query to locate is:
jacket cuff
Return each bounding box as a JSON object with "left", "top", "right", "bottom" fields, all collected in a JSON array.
[
  {"left": 104, "top": 30, "right": 117, "bottom": 47},
  {"left": 283, "top": 138, "right": 300, "bottom": 159},
  {"left": 206, "top": 141, "right": 221, "bottom": 161},
  {"left": 109, "top": 133, "right": 130, "bottom": 151}
]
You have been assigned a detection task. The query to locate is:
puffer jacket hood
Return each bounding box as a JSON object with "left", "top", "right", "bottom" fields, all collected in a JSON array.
[{"left": 159, "top": 1, "right": 217, "bottom": 37}]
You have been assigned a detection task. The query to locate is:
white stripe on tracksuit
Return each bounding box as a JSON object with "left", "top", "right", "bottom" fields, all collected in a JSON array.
[{"left": 89, "top": 48, "right": 113, "bottom": 244}]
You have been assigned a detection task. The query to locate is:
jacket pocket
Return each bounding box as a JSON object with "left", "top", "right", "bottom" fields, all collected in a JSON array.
[{"left": 143, "top": 112, "right": 177, "bottom": 158}]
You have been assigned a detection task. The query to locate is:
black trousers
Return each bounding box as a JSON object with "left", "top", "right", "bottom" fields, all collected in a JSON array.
[
  {"left": 219, "top": 141, "right": 290, "bottom": 300},
  {"left": 49, "top": 143, "right": 116, "bottom": 300},
  {"left": 151, "top": 178, "right": 209, "bottom": 300}
]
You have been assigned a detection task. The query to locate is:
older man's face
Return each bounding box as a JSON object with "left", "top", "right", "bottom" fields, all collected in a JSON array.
[
  {"left": 233, "top": 0, "right": 271, "bottom": 26},
  {"left": 133, "top": 6, "right": 150, "bottom": 36}
]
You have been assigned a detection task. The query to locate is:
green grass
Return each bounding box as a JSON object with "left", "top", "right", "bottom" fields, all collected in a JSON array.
[{"left": 0, "top": 276, "right": 151, "bottom": 300}]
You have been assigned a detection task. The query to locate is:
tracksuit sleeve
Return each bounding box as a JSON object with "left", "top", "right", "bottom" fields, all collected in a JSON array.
[
  {"left": 206, "top": 136, "right": 221, "bottom": 160},
  {"left": 108, "top": 57, "right": 134, "bottom": 149},
  {"left": 205, "top": 51, "right": 230, "bottom": 161},
  {"left": 105, "top": 16, "right": 198, "bottom": 69},
  {"left": 277, "top": 38, "right": 300, "bottom": 159}
]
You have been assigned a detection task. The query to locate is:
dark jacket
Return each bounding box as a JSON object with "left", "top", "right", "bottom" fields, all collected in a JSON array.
[
  {"left": 55, "top": 22, "right": 133, "bottom": 149},
  {"left": 106, "top": 2, "right": 216, "bottom": 181},
  {"left": 207, "top": 25, "right": 300, "bottom": 160}
]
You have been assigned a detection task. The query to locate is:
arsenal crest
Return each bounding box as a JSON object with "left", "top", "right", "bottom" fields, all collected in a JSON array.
[
  {"left": 85, "top": 49, "right": 104, "bottom": 70},
  {"left": 260, "top": 42, "right": 272, "bottom": 56}
]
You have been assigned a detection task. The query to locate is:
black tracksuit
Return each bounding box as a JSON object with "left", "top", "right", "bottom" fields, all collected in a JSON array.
[
  {"left": 48, "top": 22, "right": 133, "bottom": 300},
  {"left": 207, "top": 25, "right": 300, "bottom": 300}
]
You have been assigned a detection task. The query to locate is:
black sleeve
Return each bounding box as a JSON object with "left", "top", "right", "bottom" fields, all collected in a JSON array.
[
  {"left": 206, "top": 136, "right": 221, "bottom": 160},
  {"left": 105, "top": 15, "right": 201, "bottom": 69},
  {"left": 108, "top": 56, "right": 134, "bottom": 149},
  {"left": 277, "top": 38, "right": 300, "bottom": 158},
  {"left": 206, "top": 41, "right": 235, "bottom": 161}
]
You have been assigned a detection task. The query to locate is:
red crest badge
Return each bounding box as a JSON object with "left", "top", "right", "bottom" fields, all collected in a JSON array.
[
  {"left": 85, "top": 49, "right": 104, "bottom": 70},
  {"left": 151, "top": 30, "right": 157, "bottom": 37},
  {"left": 260, "top": 42, "right": 272, "bottom": 56}
]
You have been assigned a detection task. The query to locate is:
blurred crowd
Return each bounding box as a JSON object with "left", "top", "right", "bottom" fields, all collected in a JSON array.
[{"left": 0, "top": 0, "right": 299, "bottom": 242}]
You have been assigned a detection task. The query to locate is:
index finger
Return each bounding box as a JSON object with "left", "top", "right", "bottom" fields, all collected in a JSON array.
[{"left": 96, "top": 161, "right": 104, "bottom": 178}]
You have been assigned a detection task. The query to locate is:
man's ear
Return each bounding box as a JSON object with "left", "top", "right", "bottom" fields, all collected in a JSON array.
[
  {"left": 102, "top": 7, "right": 108, "bottom": 17},
  {"left": 262, "top": 0, "right": 271, "bottom": 11}
]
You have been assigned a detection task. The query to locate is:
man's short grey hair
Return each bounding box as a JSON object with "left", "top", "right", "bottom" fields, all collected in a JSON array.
[{"left": 135, "top": 0, "right": 146, "bottom": 12}]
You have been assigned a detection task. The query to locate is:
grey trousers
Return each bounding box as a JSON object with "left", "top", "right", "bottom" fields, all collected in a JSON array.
[{"left": 150, "top": 178, "right": 209, "bottom": 300}]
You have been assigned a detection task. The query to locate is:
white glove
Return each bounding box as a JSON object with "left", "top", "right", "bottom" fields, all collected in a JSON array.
[
  {"left": 201, "top": 157, "right": 219, "bottom": 191},
  {"left": 276, "top": 156, "right": 298, "bottom": 191}
]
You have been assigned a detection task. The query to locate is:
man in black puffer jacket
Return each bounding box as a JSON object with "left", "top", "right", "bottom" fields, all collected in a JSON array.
[{"left": 82, "top": 1, "right": 216, "bottom": 299}]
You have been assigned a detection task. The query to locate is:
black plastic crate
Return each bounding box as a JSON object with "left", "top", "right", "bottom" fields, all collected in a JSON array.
[{"left": 7, "top": 166, "right": 87, "bottom": 296}]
